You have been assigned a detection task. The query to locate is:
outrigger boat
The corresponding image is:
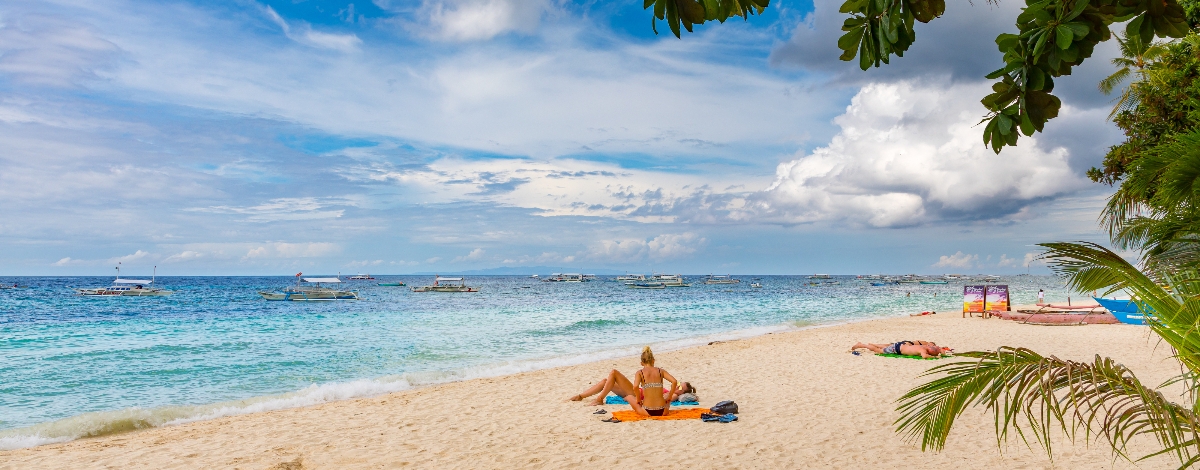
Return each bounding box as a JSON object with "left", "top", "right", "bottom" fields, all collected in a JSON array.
[
  {"left": 77, "top": 265, "right": 173, "bottom": 297},
  {"left": 259, "top": 274, "right": 358, "bottom": 301},
  {"left": 750, "top": 282, "right": 763, "bottom": 288},
  {"left": 348, "top": 273, "right": 375, "bottom": 280},
  {"left": 651, "top": 274, "right": 690, "bottom": 287},
  {"left": 411, "top": 276, "right": 479, "bottom": 292},
  {"left": 616, "top": 273, "right": 647, "bottom": 282},
  {"left": 703, "top": 274, "right": 740, "bottom": 285},
  {"left": 543, "top": 273, "right": 585, "bottom": 282}
]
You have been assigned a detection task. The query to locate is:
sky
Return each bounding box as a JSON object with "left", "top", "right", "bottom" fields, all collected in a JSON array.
[{"left": 0, "top": 0, "right": 1127, "bottom": 275}]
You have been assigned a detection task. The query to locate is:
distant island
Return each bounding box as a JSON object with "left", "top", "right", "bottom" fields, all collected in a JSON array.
[{"left": 412, "top": 266, "right": 629, "bottom": 276}]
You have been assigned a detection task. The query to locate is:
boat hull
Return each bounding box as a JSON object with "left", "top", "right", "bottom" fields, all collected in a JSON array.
[
  {"left": 411, "top": 286, "right": 478, "bottom": 292},
  {"left": 1093, "top": 297, "right": 1151, "bottom": 325},
  {"left": 258, "top": 290, "right": 358, "bottom": 301},
  {"left": 77, "top": 288, "right": 174, "bottom": 297}
]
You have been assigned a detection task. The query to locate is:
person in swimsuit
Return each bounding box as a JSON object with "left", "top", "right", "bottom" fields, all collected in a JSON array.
[
  {"left": 851, "top": 340, "right": 947, "bottom": 358},
  {"left": 568, "top": 347, "right": 683, "bottom": 415}
]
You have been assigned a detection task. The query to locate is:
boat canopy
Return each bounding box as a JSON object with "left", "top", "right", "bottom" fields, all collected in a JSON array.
[
  {"left": 114, "top": 279, "right": 153, "bottom": 284},
  {"left": 436, "top": 277, "right": 464, "bottom": 281},
  {"left": 303, "top": 277, "right": 342, "bottom": 283}
]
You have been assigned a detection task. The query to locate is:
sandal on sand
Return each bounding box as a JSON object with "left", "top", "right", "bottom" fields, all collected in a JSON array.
[
  {"left": 593, "top": 409, "right": 607, "bottom": 414},
  {"left": 602, "top": 417, "right": 621, "bottom": 423}
]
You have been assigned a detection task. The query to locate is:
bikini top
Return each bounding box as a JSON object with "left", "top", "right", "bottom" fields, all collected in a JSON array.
[{"left": 638, "top": 368, "right": 664, "bottom": 389}]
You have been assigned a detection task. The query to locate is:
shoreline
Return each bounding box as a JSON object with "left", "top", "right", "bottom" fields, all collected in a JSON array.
[
  {"left": 0, "top": 312, "right": 909, "bottom": 452},
  {"left": 2, "top": 312, "right": 1181, "bottom": 468}
]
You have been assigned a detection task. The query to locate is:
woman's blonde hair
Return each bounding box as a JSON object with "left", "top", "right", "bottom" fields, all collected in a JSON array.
[{"left": 640, "top": 346, "right": 655, "bottom": 366}]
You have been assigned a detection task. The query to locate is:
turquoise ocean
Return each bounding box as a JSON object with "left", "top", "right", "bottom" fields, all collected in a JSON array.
[{"left": 0, "top": 275, "right": 1073, "bottom": 449}]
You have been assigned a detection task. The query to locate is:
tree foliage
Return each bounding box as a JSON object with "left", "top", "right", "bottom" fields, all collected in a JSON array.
[
  {"left": 642, "top": 0, "right": 769, "bottom": 38},
  {"left": 1090, "top": 35, "right": 1200, "bottom": 186}
]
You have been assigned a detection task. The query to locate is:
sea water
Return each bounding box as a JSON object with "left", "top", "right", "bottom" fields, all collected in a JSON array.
[{"left": 0, "top": 275, "right": 1074, "bottom": 449}]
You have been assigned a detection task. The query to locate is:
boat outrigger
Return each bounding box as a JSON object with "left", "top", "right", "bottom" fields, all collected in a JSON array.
[
  {"left": 411, "top": 276, "right": 479, "bottom": 292},
  {"left": 259, "top": 274, "right": 359, "bottom": 301},
  {"left": 77, "top": 265, "right": 173, "bottom": 297}
]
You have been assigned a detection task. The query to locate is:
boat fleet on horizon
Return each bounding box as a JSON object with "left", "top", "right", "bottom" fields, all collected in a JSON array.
[{"left": 64, "top": 268, "right": 1010, "bottom": 302}]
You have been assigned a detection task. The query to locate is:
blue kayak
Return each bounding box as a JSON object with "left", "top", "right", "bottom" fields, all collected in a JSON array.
[{"left": 1093, "top": 297, "right": 1152, "bottom": 325}]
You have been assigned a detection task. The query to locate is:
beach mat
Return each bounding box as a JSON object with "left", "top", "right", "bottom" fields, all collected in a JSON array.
[
  {"left": 877, "top": 353, "right": 943, "bottom": 360},
  {"left": 610, "top": 408, "right": 710, "bottom": 422},
  {"left": 605, "top": 395, "right": 698, "bottom": 406}
]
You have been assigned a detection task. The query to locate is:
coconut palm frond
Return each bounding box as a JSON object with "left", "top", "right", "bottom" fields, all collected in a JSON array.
[
  {"left": 895, "top": 348, "right": 1200, "bottom": 464},
  {"left": 1036, "top": 242, "right": 1200, "bottom": 377},
  {"left": 1100, "top": 67, "right": 1131, "bottom": 95}
]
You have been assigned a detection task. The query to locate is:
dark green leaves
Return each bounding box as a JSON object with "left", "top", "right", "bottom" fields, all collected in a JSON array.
[
  {"left": 831, "top": 0, "right": 1190, "bottom": 153},
  {"left": 645, "top": 0, "right": 769, "bottom": 38}
]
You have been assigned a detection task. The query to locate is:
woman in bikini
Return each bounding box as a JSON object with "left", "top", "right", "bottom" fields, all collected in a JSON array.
[{"left": 568, "top": 346, "right": 684, "bottom": 416}]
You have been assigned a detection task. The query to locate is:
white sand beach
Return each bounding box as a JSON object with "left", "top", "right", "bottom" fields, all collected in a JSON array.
[{"left": 0, "top": 313, "right": 1179, "bottom": 469}]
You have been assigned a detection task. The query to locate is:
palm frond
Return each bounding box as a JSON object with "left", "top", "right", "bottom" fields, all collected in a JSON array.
[
  {"left": 895, "top": 348, "right": 1200, "bottom": 465},
  {"left": 1100, "top": 67, "right": 1131, "bottom": 95}
]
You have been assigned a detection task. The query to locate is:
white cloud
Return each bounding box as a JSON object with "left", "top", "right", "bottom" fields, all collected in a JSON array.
[
  {"left": 425, "top": 257, "right": 442, "bottom": 263},
  {"left": 163, "top": 250, "right": 203, "bottom": 263},
  {"left": 746, "top": 80, "right": 1085, "bottom": 228},
  {"left": 242, "top": 242, "right": 340, "bottom": 259},
  {"left": 0, "top": 13, "right": 121, "bottom": 87},
  {"left": 53, "top": 257, "right": 78, "bottom": 266},
  {"left": 418, "top": 0, "right": 549, "bottom": 42},
  {"left": 587, "top": 233, "right": 705, "bottom": 262},
  {"left": 997, "top": 254, "right": 1018, "bottom": 267},
  {"left": 192, "top": 197, "right": 349, "bottom": 222},
  {"left": 452, "top": 248, "right": 485, "bottom": 262},
  {"left": 933, "top": 251, "right": 978, "bottom": 269},
  {"left": 1023, "top": 252, "right": 1040, "bottom": 268},
  {"left": 263, "top": 5, "right": 361, "bottom": 52}
]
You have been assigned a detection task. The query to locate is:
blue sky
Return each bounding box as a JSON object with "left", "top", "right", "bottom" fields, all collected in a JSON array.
[{"left": 0, "top": 0, "right": 1125, "bottom": 275}]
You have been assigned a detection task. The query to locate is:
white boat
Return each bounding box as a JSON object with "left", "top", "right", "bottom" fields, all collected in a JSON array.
[
  {"left": 651, "top": 274, "right": 689, "bottom": 287},
  {"left": 530, "top": 274, "right": 539, "bottom": 278},
  {"left": 704, "top": 274, "right": 741, "bottom": 285},
  {"left": 808, "top": 274, "right": 832, "bottom": 279},
  {"left": 348, "top": 274, "right": 375, "bottom": 280},
  {"left": 411, "top": 276, "right": 479, "bottom": 292},
  {"left": 77, "top": 265, "right": 173, "bottom": 297},
  {"left": 259, "top": 275, "right": 358, "bottom": 301},
  {"left": 750, "top": 282, "right": 763, "bottom": 288},
  {"left": 543, "top": 273, "right": 584, "bottom": 282},
  {"left": 616, "top": 273, "right": 647, "bottom": 282}
]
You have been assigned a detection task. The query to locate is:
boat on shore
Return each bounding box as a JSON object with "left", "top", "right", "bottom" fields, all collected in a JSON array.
[
  {"left": 411, "top": 276, "right": 479, "bottom": 292},
  {"left": 77, "top": 265, "right": 173, "bottom": 297},
  {"left": 704, "top": 275, "right": 740, "bottom": 285},
  {"left": 259, "top": 275, "right": 358, "bottom": 301}
]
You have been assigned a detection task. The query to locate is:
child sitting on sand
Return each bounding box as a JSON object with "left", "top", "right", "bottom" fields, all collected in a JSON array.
[{"left": 851, "top": 340, "right": 949, "bottom": 359}]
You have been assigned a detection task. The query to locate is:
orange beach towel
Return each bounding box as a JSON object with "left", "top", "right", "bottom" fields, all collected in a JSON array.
[{"left": 610, "top": 408, "right": 709, "bottom": 422}]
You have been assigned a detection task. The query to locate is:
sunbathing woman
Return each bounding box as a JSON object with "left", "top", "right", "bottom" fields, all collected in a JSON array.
[
  {"left": 568, "top": 347, "right": 684, "bottom": 416},
  {"left": 851, "top": 340, "right": 947, "bottom": 359}
]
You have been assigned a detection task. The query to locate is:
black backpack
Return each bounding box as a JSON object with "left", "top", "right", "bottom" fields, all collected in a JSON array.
[{"left": 710, "top": 400, "right": 738, "bottom": 414}]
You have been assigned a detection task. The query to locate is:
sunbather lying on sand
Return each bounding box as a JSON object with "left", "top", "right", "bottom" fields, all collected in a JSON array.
[
  {"left": 568, "top": 347, "right": 687, "bottom": 416},
  {"left": 851, "top": 340, "right": 948, "bottom": 358}
]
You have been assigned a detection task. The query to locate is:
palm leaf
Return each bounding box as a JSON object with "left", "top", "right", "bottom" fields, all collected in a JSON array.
[{"left": 895, "top": 348, "right": 1200, "bottom": 466}]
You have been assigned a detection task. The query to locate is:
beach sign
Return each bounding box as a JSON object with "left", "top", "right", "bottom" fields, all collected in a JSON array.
[
  {"left": 984, "top": 285, "right": 1010, "bottom": 311},
  {"left": 963, "top": 285, "right": 985, "bottom": 313}
]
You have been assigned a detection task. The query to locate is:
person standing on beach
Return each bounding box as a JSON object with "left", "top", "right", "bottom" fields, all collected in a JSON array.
[{"left": 1038, "top": 289, "right": 1045, "bottom": 305}]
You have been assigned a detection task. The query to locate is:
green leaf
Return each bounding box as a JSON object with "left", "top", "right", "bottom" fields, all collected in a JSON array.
[
  {"left": 1056, "top": 25, "right": 1074, "bottom": 50},
  {"left": 838, "top": 27, "right": 866, "bottom": 60},
  {"left": 997, "top": 113, "right": 1013, "bottom": 134}
]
